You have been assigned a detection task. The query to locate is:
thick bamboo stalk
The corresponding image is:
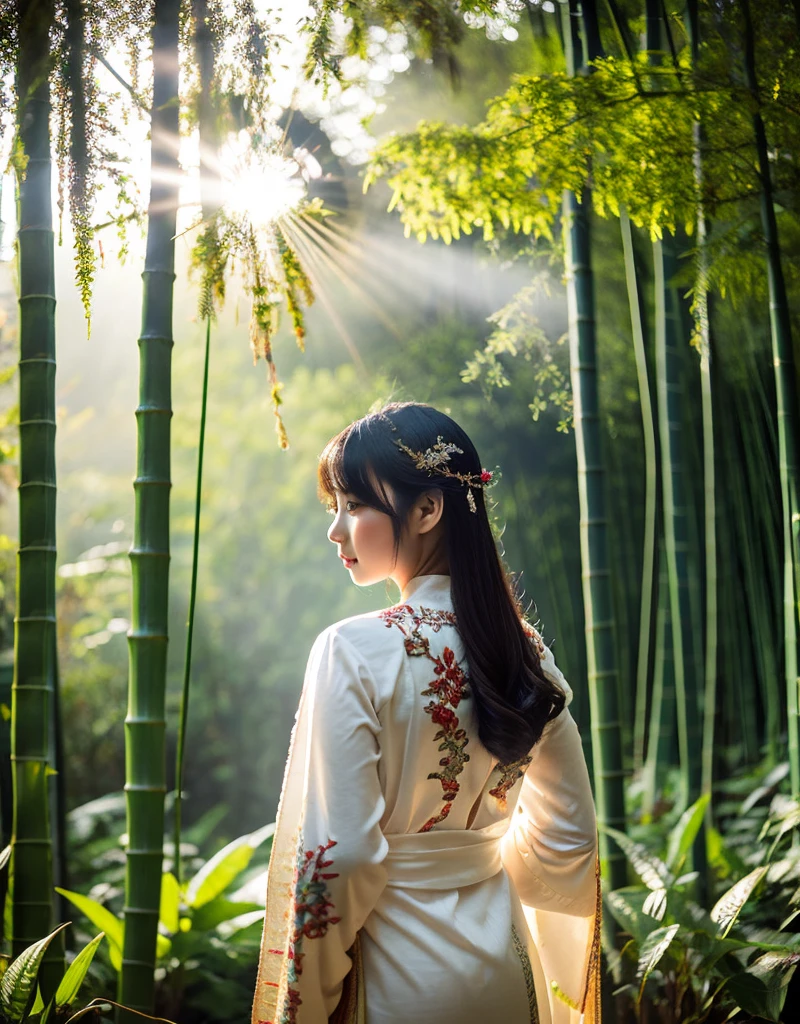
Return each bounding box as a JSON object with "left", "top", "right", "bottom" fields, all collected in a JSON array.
[
  {"left": 561, "top": 0, "right": 626, "bottom": 890},
  {"left": 119, "top": 0, "right": 180, "bottom": 1013},
  {"left": 13, "top": 0, "right": 63, "bottom": 996},
  {"left": 561, "top": 0, "right": 627, "bottom": 887},
  {"left": 742, "top": 0, "right": 800, "bottom": 796},
  {"left": 619, "top": 207, "right": 658, "bottom": 773}
]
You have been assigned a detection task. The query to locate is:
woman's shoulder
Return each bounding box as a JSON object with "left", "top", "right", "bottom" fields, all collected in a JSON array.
[{"left": 312, "top": 605, "right": 411, "bottom": 671}]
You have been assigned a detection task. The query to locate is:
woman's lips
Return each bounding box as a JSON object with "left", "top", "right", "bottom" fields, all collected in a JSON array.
[{"left": 340, "top": 555, "right": 357, "bottom": 568}]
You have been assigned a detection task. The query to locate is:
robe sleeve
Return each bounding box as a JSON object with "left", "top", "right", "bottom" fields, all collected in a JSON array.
[
  {"left": 501, "top": 634, "right": 602, "bottom": 1024},
  {"left": 252, "top": 626, "right": 389, "bottom": 1024}
]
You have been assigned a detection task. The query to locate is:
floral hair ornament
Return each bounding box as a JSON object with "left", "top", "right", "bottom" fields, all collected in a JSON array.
[{"left": 393, "top": 434, "right": 499, "bottom": 513}]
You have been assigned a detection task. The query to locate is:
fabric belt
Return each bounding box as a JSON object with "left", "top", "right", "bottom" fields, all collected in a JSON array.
[{"left": 383, "top": 818, "right": 509, "bottom": 890}]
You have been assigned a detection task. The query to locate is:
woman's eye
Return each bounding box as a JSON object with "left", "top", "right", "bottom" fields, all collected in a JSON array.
[{"left": 345, "top": 501, "right": 360, "bottom": 512}]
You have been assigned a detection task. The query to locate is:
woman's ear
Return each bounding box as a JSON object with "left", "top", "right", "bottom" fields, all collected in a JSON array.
[{"left": 414, "top": 488, "right": 445, "bottom": 536}]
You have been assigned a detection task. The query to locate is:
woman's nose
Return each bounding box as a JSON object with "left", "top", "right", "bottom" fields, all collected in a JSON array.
[{"left": 327, "top": 517, "right": 343, "bottom": 543}]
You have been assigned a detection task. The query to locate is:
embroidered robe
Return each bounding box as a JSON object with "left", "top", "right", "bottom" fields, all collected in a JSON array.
[{"left": 252, "top": 573, "right": 600, "bottom": 1024}]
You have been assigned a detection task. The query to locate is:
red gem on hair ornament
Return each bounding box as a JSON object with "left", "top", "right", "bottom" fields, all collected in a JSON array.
[{"left": 392, "top": 434, "right": 499, "bottom": 514}]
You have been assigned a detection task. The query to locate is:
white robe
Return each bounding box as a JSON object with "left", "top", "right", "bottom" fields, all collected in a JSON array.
[{"left": 252, "top": 574, "right": 600, "bottom": 1024}]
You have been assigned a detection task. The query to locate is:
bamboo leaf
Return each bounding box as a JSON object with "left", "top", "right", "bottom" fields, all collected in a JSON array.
[
  {"left": 636, "top": 923, "right": 680, "bottom": 1001},
  {"left": 710, "top": 866, "right": 768, "bottom": 938},
  {"left": 665, "top": 794, "right": 709, "bottom": 872},
  {"left": 54, "top": 933, "right": 105, "bottom": 1006},
  {"left": 0, "top": 921, "right": 68, "bottom": 1021},
  {"left": 185, "top": 823, "right": 274, "bottom": 909},
  {"left": 56, "top": 888, "right": 123, "bottom": 971}
]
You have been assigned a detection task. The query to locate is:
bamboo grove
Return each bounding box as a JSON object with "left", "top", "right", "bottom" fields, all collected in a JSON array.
[
  {"left": 361, "top": 0, "right": 800, "bottom": 848},
  {"left": 1, "top": 0, "right": 800, "bottom": 1018}
]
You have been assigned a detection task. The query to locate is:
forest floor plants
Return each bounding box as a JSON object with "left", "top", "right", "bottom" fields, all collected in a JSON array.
[
  {"left": 58, "top": 803, "right": 272, "bottom": 1024},
  {"left": 604, "top": 783, "right": 800, "bottom": 1022}
]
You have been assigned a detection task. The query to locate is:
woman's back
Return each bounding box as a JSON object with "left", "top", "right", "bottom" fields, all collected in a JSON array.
[{"left": 252, "top": 574, "right": 599, "bottom": 1024}]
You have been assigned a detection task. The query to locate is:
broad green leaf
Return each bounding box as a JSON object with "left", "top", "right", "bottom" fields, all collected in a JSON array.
[
  {"left": 159, "top": 872, "right": 180, "bottom": 934},
  {"left": 602, "top": 826, "right": 672, "bottom": 890},
  {"left": 0, "top": 921, "right": 68, "bottom": 1021},
  {"left": 55, "top": 932, "right": 105, "bottom": 1006},
  {"left": 725, "top": 952, "right": 799, "bottom": 1023},
  {"left": 56, "top": 888, "right": 123, "bottom": 971},
  {"left": 636, "top": 923, "right": 680, "bottom": 1001},
  {"left": 604, "top": 888, "right": 661, "bottom": 947},
  {"left": 665, "top": 794, "right": 709, "bottom": 872},
  {"left": 710, "top": 866, "right": 768, "bottom": 938},
  {"left": 186, "top": 823, "right": 274, "bottom": 909},
  {"left": 191, "top": 897, "right": 264, "bottom": 932}
]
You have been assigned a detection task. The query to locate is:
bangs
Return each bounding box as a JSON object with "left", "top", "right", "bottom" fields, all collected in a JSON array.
[{"left": 317, "top": 421, "right": 397, "bottom": 516}]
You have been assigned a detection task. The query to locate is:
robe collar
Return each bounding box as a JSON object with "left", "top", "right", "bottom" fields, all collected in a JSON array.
[{"left": 400, "top": 573, "right": 453, "bottom": 609}]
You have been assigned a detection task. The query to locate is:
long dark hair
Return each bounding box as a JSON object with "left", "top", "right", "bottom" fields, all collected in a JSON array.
[{"left": 317, "top": 401, "right": 566, "bottom": 764}]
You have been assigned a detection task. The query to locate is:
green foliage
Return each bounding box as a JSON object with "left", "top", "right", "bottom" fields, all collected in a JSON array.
[
  {"left": 460, "top": 273, "right": 572, "bottom": 430},
  {"left": 607, "top": 789, "right": 800, "bottom": 1022},
  {"left": 56, "top": 820, "right": 272, "bottom": 1021},
  {"left": 302, "top": 0, "right": 502, "bottom": 90},
  {"left": 363, "top": 8, "right": 800, "bottom": 296}
]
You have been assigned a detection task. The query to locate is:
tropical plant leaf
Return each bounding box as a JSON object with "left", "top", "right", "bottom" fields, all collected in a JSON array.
[
  {"left": 191, "top": 897, "right": 264, "bottom": 932},
  {"left": 665, "top": 794, "right": 709, "bottom": 872},
  {"left": 636, "top": 923, "right": 680, "bottom": 1001},
  {"left": 724, "top": 952, "right": 799, "bottom": 1023},
  {"left": 602, "top": 826, "right": 672, "bottom": 890},
  {"left": 0, "top": 921, "right": 68, "bottom": 1021},
  {"left": 710, "top": 866, "right": 768, "bottom": 938},
  {"left": 185, "top": 823, "right": 274, "bottom": 909},
  {"left": 56, "top": 887, "right": 123, "bottom": 971},
  {"left": 54, "top": 932, "right": 105, "bottom": 1006},
  {"left": 159, "top": 872, "right": 181, "bottom": 934},
  {"left": 605, "top": 888, "right": 662, "bottom": 947}
]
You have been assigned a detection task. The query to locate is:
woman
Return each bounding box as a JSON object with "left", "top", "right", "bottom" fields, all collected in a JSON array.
[{"left": 252, "top": 402, "right": 600, "bottom": 1024}]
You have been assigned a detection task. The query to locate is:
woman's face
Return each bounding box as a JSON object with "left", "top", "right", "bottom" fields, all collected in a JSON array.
[
  {"left": 326, "top": 479, "right": 448, "bottom": 595},
  {"left": 326, "top": 487, "right": 398, "bottom": 587}
]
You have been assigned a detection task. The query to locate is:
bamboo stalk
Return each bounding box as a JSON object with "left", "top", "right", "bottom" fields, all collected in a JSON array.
[
  {"left": 685, "top": 0, "right": 718, "bottom": 831},
  {"left": 13, "top": 0, "right": 63, "bottom": 997},
  {"left": 173, "top": 317, "right": 210, "bottom": 886},
  {"left": 653, "top": 235, "right": 703, "bottom": 817},
  {"left": 619, "top": 207, "right": 658, "bottom": 773},
  {"left": 119, "top": 0, "right": 180, "bottom": 1013},
  {"left": 741, "top": 0, "right": 800, "bottom": 796},
  {"left": 561, "top": 0, "right": 627, "bottom": 892}
]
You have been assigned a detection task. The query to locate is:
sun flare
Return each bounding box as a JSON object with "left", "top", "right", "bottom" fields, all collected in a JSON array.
[{"left": 218, "top": 132, "right": 309, "bottom": 229}]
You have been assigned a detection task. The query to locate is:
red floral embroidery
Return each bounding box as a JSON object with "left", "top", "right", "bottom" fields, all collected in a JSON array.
[
  {"left": 489, "top": 754, "right": 533, "bottom": 809},
  {"left": 280, "top": 837, "right": 341, "bottom": 1024},
  {"left": 380, "top": 603, "right": 470, "bottom": 832}
]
